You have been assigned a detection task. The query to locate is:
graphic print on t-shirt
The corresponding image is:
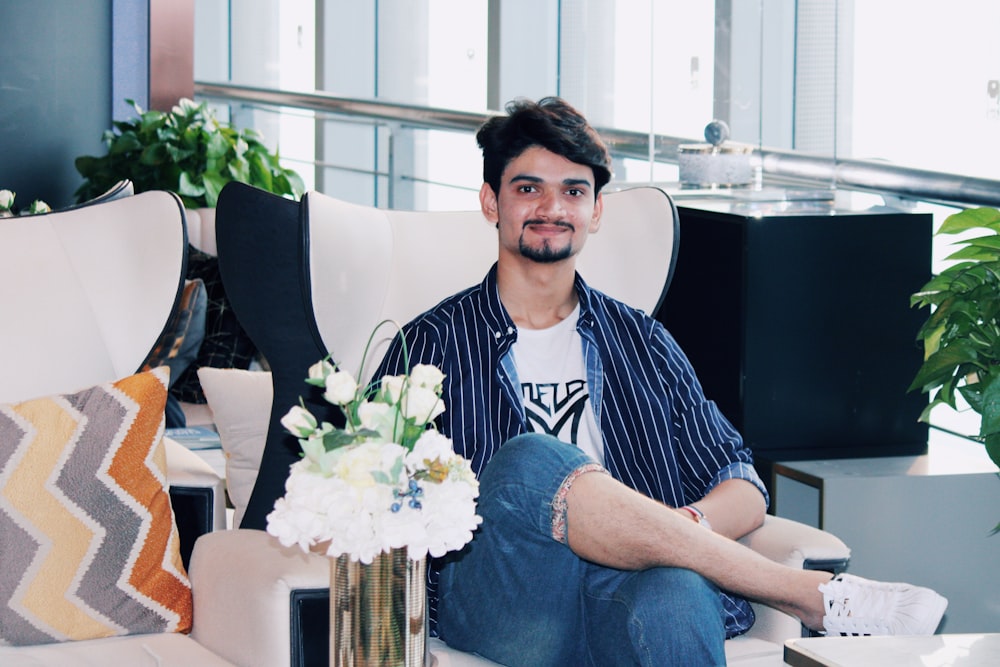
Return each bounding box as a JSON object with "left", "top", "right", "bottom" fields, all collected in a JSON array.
[{"left": 522, "top": 379, "right": 589, "bottom": 445}]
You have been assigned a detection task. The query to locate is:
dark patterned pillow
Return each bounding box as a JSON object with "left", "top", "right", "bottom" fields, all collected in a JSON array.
[
  {"left": 0, "top": 368, "right": 192, "bottom": 646},
  {"left": 142, "top": 278, "right": 207, "bottom": 383},
  {"left": 172, "top": 246, "right": 258, "bottom": 404}
]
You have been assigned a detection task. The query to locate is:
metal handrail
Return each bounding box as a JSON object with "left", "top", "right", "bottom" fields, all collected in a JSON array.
[{"left": 195, "top": 81, "right": 1000, "bottom": 209}]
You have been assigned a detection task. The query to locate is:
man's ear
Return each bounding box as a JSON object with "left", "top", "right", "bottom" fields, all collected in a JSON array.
[
  {"left": 589, "top": 192, "right": 604, "bottom": 233},
  {"left": 480, "top": 183, "right": 499, "bottom": 227}
]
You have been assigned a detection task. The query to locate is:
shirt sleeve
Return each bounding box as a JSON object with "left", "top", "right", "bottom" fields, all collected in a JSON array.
[{"left": 651, "top": 324, "right": 770, "bottom": 507}]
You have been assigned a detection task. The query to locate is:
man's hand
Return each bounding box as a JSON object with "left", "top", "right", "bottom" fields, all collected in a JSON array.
[{"left": 684, "top": 479, "right": 766, "bottom": 540}]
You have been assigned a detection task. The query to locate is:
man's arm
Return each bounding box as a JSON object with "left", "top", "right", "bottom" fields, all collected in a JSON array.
[{"left": 676, "top": 478, "right": 766, "bottom": 541}]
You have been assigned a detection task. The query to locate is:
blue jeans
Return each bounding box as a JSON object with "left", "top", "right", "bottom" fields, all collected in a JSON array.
[{"left": 437, "top": 434, "right": 726, "bottom": 667}]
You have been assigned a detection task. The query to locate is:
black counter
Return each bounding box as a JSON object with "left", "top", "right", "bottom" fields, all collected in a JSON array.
[{"left": 654, "top": 193, "right": 933, "bottom": 488}]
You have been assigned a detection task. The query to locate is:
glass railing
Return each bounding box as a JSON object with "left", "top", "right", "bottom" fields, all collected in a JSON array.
[
  {"left": 195, "top": 81, "right": 1000, "bottom": 213},
  {"left": 194, "top": 81, "right": 1000, "bottom": 448}
]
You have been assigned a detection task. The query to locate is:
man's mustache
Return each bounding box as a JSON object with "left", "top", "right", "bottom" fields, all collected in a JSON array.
[{"left": 523, "top": 219, "right": 573, "bottom": 230}]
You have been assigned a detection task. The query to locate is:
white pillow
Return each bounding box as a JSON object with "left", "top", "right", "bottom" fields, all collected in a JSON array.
[{"left": 197, "top": 367, "right": 272, "bottom": 528}]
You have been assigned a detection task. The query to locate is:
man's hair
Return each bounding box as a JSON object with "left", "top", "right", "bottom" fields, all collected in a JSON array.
[{"left": 476, "top": 97, "right": 612, "bottom": 197}]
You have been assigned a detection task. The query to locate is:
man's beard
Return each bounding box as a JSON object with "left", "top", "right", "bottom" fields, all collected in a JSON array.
[{"left": 518, "top": 221, "right": 573, "bottom": 264}]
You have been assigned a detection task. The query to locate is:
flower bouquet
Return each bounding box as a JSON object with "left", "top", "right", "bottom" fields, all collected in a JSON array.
[
  {"left": 265, "top": 324, "right": 480, "bottom": 666},
  {"left": 266, "top": 339, "right": 481, "bottom": 563}
]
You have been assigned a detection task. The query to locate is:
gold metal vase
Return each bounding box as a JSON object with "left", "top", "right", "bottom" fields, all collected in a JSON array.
[{"left": 330, "top": 548, "right": 429, "bottom": 667}]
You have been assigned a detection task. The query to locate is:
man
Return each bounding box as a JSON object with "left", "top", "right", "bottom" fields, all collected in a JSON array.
[{"left": 372, "top": 97, "right": 946, "bottom": 666}]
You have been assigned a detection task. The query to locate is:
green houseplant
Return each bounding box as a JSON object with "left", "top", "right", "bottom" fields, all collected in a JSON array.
[
  {"left": 73, "top": 98, "right": 304, "bottom": 207},
  {"left": 910, "top": 206, "right": 1000, "bottom": 477}
]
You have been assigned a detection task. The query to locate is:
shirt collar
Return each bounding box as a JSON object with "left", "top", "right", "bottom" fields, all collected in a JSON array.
[{"left": 479, "top": 264, "right": 597, "bottom": 346}]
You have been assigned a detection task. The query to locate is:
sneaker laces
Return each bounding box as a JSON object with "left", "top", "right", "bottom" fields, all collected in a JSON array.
[
  {"left": 821, "top": 575, "right": 898, "bottom": 635},
  {"left": 819, "top": 574, "right": 947, "bottom": 636}
]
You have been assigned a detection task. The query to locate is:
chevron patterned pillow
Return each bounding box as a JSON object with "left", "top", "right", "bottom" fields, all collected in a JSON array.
[{"left": 0, "top": 367, "right": 193, "bottom": 646}]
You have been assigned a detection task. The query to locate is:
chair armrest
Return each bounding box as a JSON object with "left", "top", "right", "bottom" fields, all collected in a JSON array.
[
  {"left": 165, "top": 437, "right": 227, "bottom": 568},
  {"left": 188, "top": 529, "right": 329, "bottom": 667},
  {"left": 737, "top": 515, "right": 851, "bottom": 643}
]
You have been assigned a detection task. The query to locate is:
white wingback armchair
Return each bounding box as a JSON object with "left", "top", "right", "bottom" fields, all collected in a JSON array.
[
  {"left": 198, "top": 182, "right": 851, "bottom": 666},
  {"left": 0, "top": 191, "right": 270, "bottom": 666}
]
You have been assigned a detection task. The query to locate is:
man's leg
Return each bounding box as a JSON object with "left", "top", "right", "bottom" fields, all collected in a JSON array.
[
  {"left": 437, "top": 434, "right": 728, "bottom": 666},
  {"left": 436, "top": 433, "right": 593, "bottom": 665},
  {"left": 564, "top": 457, "right": 832, "bottom": 629},
  {"left": 564, "top": 460, "right": 954, "bottom": 635},
  {"left": 582, "top": 565, "right": 726, "bottom": 667}
]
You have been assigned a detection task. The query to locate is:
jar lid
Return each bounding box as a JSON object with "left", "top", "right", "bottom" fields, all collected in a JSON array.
[{"left": 678, "top": 142, "right": 753, "bottom": 155}]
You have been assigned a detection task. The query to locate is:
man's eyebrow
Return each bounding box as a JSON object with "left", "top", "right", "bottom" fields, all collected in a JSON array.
[{"left": 507, "top": 174, "right": 593, "bottom": 188}]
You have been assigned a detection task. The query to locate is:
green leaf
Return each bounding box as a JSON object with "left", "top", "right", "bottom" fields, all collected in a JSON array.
[
  {"left": 370, "top": 471, "right": 393, "bottom": 485},
  {"left": 945, "top": 245, "right": 1000, "bottom": 262},
  {"left": 983, "top": 433, "right": 1000, "bottom": 471},
  {"left": 961, "top": 234, "right": 1000, "bottom": 251},
  {"left": 980, "top": 378, "right": 1000, "bottom": 441},
  {"left": 247, "top": 152, "right": 272, "bottom": 191},
  {"left": 109, "top": 132, "right": 144, "bottom": 155},
  {"left": 202, "top": 171, "right": 227, "bottom": 208},
  {"left": 205, "top": 130, "right": 229, "bottom": 161},
  {"left": 138, "top": 143, "right": 169, "bottom": 167},
  {"left": 178, "top": 171, "right": 206, "bottom": 197},
  {"left": 939, "top": 207, "right": 1000, "bottom": 234},
  {"left": 322, "top": 430, "right": 361, "bottom": 451},
  {"left": 909, "top": 341, "right": 978, "bottom": 392}
]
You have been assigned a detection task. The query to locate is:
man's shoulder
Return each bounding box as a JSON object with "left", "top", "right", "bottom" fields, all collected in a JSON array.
[
  {"left": 405, "top": 283, "right": 484, "bottom": 329},
  {"left": 585, "top": 284, "right": 658, "bottom": 326}
]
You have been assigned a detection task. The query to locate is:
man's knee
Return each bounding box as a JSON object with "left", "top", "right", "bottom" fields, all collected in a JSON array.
[
  {"left": 483, "top": 432, "right": 565, "bottom": 475},
  {"left": 477, "top": 433, "right": 598, "bottom": 541}
]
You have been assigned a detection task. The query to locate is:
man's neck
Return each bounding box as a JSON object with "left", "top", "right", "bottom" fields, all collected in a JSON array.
[{"left": 496, "top": 257, "right": 579, "bottom": 330}]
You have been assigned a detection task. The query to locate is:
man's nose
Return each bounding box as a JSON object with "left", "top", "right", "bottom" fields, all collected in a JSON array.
[{"left": 535, "top": 191, "right": 564, "bottom": 220}]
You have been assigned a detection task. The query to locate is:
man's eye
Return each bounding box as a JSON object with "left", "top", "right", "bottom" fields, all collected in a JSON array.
[
  {"left": 567, "top": 188, "right": 584, "bottom": 197},
  {"left": 518, "top": 185, "right": 537, "bottom": 193}
]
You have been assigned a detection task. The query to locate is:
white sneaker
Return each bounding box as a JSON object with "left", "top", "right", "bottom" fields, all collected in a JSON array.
[{"left": 818, "top": 573, "right": 948, "bottom": 636}]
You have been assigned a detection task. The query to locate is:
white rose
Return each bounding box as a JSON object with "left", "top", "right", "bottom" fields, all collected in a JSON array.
[
  {"left": 281, "top": 405, "right": 317, "bottom": 438},
  {"left": 355, "top": 401, "right": 398, "bottom": 441},
  {"left": 334, "top": 442, "right": 406, "bottom": 489},
  {"left": 402, "top": 385, "right": 445, "bottom": 423},
  {"left": 28, "top": 200, "right": 50, "bottom": 215},
  {"left": 381, "top": 375, "right": 406, "bottom": 404},
  {"left": 308, "top": 359, "right": 335, "bottom": 381},
  {"left": 0, "top": 190, "right": 13, "bottom": 210},
  {"left": 324, "top": 370, "right": 358, "bottom": 405},
  {"left": 410, "top": 364, "right": 445, "bottom": 390}
]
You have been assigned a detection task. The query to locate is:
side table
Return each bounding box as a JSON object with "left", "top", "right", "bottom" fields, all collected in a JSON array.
[
  {"left": 784, "top": 633, "right": 1000, "bottom": 666},
  {"left": 772, "top": 430, "right": 1000, "bottom": 633}
]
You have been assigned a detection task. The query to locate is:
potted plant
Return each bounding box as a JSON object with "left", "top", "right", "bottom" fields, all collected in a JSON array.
[
  {"left": 73, "top": 98, "right": 304, "bottom": 208},
  {"left": 73, "top": 98, "right": 306, "bottom": 411},
  {"left": 910, "top": 206, "right": 1000, "bottom": 478}
]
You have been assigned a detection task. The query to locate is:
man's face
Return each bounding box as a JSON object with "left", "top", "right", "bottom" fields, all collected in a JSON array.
[{"left": 480, "top": 145, "right": 603, "bottom": 265}]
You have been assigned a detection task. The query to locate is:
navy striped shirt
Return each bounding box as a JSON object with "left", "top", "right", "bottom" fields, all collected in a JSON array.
[{"left": 372, "top": 264, "right": 768, "bottom": 638}]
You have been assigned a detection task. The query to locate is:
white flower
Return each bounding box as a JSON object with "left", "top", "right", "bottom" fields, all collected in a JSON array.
[
  {"left": 355, "top": 401, "right": 398, "bottom": 441},
  {"left": 402, "top": 385, "right": 445, "bottom": 423},
  {"left": 332, "top": 441, "right": 406, "bottom": 489},
  {"left": 381, "top": 374, "right": 406, "bottom": 404},
  {"left": 269, "top": 355, "right": 479, "bottom": 563},
  {"left": 407, "top": 430, "right": 455, "bottom": 471},
  {"left": 410, "top": 364, "right": 445, "bottom": 390},
  {"left": 300, "top": 433, "right": 343, "bottom": 476},
  {"left": 0, "top": 190, "right": 13, "bottom": 210},
  {"left": 324, "top": 370, "right": 358, "bottom": 405},
  {"left": 308, "top": 359, "right": 335, "bottom": 382},
  {"left": 281, "top": 405, "right": 317, "bottom": 438},
  {"left": 27, "top": 200, "right": 50, "bottom": 215}
]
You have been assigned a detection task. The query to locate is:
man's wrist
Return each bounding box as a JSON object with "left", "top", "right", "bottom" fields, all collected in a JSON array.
[{"left": 681, "top": 504, "right": 712, "bottom": 531}]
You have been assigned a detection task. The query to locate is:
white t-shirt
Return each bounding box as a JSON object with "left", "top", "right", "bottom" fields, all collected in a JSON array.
[{"left": 511, "top": 304, "right": 604, "bottom": 464}]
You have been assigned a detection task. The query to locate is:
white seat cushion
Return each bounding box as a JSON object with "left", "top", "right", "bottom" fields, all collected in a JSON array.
[{"left": 0, "top": 632, "right": 235, "bottom": 666}]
